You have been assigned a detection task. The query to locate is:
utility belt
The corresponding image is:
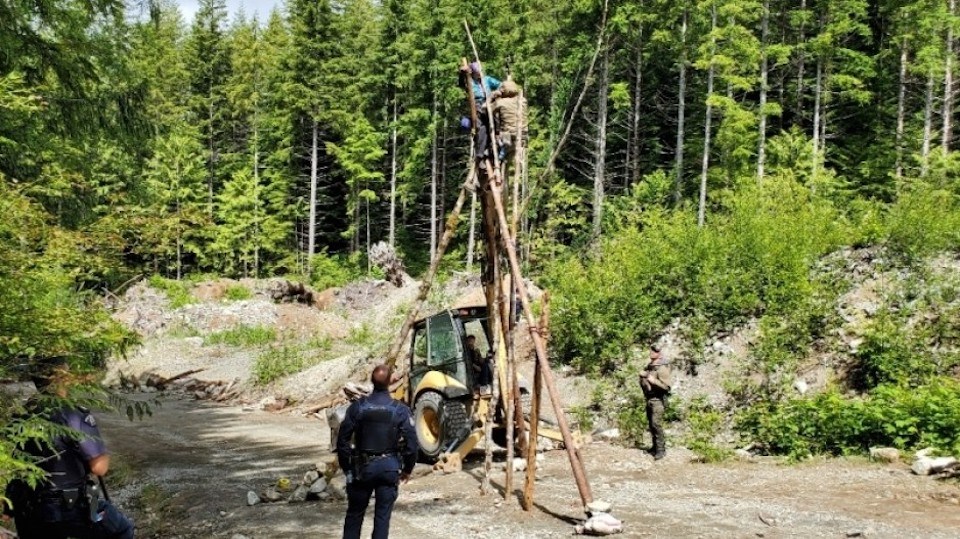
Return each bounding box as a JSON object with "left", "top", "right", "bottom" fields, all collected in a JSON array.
[
  {"left": 31, "top": 479, "right": 103, "bottom": 524},
  {"left": 357, "top": 451, "right": 398, "bottom": 467}
]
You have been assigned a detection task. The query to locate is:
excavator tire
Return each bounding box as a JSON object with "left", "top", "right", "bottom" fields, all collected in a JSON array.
[{"left": 414, "top": 391, "right": 470, "bottom": 462}]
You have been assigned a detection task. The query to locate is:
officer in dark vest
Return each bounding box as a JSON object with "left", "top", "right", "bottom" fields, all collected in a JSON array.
[
  {"left": 336, "top": 364, "right": 417, "bottom": 539},
  {"left": 2, "top": 364, "right": 134, "bottom": 539}
]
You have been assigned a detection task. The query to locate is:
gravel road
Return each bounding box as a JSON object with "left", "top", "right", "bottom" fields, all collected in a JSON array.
[{"left": 98, "top": 394, "right": 960, "bottom": 539}]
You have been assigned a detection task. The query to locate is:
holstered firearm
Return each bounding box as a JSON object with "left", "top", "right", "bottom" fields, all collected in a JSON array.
[{"left": 84, "top": 476, "right": 103, "bottom": 523}]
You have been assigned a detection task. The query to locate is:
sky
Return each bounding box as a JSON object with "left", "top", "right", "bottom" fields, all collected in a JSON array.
[{"left": 177, "top": 0, "right": 283, "bottom": 23}]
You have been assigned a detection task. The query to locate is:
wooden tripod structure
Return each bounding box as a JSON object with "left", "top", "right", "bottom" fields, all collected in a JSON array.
[{"left": 383, "top": 23, "right": 594, "bottom": 513}]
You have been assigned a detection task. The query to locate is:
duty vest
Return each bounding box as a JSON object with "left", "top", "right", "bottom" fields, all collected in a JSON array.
[{"left": 355, "top": 399, "right": 401, "bottom": 455}]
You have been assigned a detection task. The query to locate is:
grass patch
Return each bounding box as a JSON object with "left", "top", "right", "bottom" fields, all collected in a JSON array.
[
  {"left": 204, "top": 325, "right": 276, "bottom": 347},
  {"left": 148, "top": 275, "right": 196, "bottom": 309},
  {"left": 224, "top": 284, "right": 253, "bottom": 301},
  {"left": 253, "top": 345, "right": 306, "bottom": 385}
]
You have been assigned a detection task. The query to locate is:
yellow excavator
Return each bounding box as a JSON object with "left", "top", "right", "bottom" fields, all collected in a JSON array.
[{"left": 390, "top": 305, "right": 571, "bottom": 464}]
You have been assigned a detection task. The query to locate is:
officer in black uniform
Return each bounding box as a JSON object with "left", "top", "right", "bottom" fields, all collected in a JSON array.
[
  {"left": 2, "top": 366, "right": 134, "bottom": 539},
  {"left": 336, "top": 364, "right": 417, "bottom": 539}
]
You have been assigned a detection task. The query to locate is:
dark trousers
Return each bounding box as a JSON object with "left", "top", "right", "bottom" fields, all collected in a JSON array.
[
  {"left": 476, "top": 361, "right": 492, "bottom": 386},
  {"left": 343, "top": 464, "right": 399, "bottom": 539},
  {"left": 15, "top": 500, "right": 134, "bottom": 539},
  {"left": 646, "top": 397, "right": 666, "bottom": 455}
]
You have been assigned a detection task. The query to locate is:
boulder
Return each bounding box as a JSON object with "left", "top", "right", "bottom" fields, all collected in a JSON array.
[
  {"left": 868, "top": 447, "right": 900, "bottom": 464},
  {"left": 912, "top": 456, "right": 958, "bottom": 476},
  {"left": 246, "top": 491, "right": 261, "bottom": 506}
]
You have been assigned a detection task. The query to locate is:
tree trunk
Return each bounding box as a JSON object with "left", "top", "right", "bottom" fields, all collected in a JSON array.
[
  {"left": 430, "top": 97, "right": 438, "bottom": 261},
  {"left": 593, "top": 44, "right": 609, "bottom": 238},
  {"left": 440, "top": 117, "right": 448, "bottom": 249},
  {"left": 896, "top": 39, "right": 908, "bottom": 180},
  {"left": 812, "top": 59, "right": 822, "bottom": 174},
  {"left": 757, "top": 0, "right": 770, "bottom": 181},
  {"left": 467, "top": 189, "right": 477, "bottom": 273},
  {"left": 253, "top": 122, "right": 261, "bottom": 277},
  {"left": 176, "top": 161, "right": 182, "bottom": 281},
  {"left": 307, "top": 119, "right": 319, "bottom": 271},
  {"left": 627, "top": 2, "right": 645, "bottom": 188},
  {"left": 795, "top": 0, "right": 807, "bottom": 121},
  {"left": 674, "top": 6, "right": 689, "bottom": 204},
  {"left": 944, "top": 0, "right": 956, "bottom": 152},
  {"left": 699, "top": 3, "right": 716, "bottom": 229},
  {"left": 208, "top": 100, "right": 215, "bottom": 217},
  {"left": 922, "top": 69, "right": 935, "bottom": 176},
  {"left": 389, "top": 99, "right": 398, "bottom": 248}
]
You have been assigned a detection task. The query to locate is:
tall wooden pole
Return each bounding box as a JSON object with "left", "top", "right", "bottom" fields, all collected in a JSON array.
[
  {"left": 523, "top": 292, "right": 548, "bottom": 510},
  {"left": 485, "top": 162, "right": 593, "bottom": 508}
]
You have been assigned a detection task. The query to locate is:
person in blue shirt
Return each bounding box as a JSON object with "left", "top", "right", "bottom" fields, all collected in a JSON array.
[
  {"left": 459, "top": 61, "right": 503, "bottom": 162},
  {"left": 337, "top": 364, "right": 418, "bottom": 539},
  {"left": 2, "top": 364, "right": 134, "bottom": 539}
]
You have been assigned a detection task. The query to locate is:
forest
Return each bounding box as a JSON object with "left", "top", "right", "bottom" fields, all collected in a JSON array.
[{"left": 2, "top": 0, "right": 960, "bottom": 483}]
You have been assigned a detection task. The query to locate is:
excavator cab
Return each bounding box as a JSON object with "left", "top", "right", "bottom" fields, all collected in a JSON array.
[{"left": 406, "top": 306, "right": 492, "bottom": 461}]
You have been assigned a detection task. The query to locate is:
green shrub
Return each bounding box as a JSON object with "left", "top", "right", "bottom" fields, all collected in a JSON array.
[
  {"left": 885, "top": 182, "right": 960, "bottom": 262},
  {"left": 346, "top": 323, "right": 376, "bottom": 348},
  {"left": 684, "top": 397, "right": 732, "bottom": 462},
  {"left": 615, "top": 389, "right": 649, "bottom": 446},
  {"left": 204, "top": 326, "right": 276, "bottom": 347},
  {"left": 224, "top": 284, "right": 252, "bottom": 301},
  {"left": 543, "top": 178, "right": 848, "bottom": 373},
  {"left": 148, "top": 275, "right": 196, "bottom": 309},
  {"left": 253, "top": 345, "right": 305, "bottom": 385},
  {"left": 738, "top": 379, "right": 960, "bottom": 459},
  {"left": 309, "top": 250, "right": 360, "bottom": 290}
]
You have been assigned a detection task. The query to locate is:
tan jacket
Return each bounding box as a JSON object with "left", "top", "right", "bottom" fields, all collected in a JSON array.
[
  {"left": 640, "top": 362, "right": 672, "bottom": 398},
  {"left": 494, "top": 95, "right": 527, "bottom": 138}
]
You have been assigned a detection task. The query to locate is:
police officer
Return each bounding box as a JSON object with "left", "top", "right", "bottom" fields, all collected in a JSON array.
[
  {"left": 639, "top": 345, "right": 672, "bottom": 461},
  {"left": 337, "top": 364, "right": 418, "bottom": 539},
  {"left": 2, "top": 365, "right": 135, "bottom": 539}
]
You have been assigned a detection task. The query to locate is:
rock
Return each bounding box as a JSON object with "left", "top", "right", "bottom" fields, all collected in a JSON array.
[
  {"left": 912, "top": 456, "right": 958, "bottom": 475},
  {"left": 587, "top": 500, "right": 612, "bottom": 514},
  {"left": 593, "top": 428, "right": 620, "bottom": 442},
  {"left": 735, "top": 449, "right": 754, "bottom": 460},
  {"left": 325, "top": 475, "right": 347, "bottom": 500},
  {"left": 218, "top": 510, "right": 227, "bottom": 517},
  {"left": 288, "top": 485, "right": 309, "bottom": 503},
  {"left": 869, "top": 447, "right": 900, "bottom": 463},
  {"left": 435, "top": 452, "right": 463, "bottom": 474},
  {"left": 246, "top": 491, "right": 261, "bottom": 506},
  {"left": 307, "top": 477, "right": 327, "bottom": 499},
  {"left": 262, "top": 486, "right": 283, "bottom": 502},
  {"left": 846, "top": 528, "right": 874, "bottom": 537},
  {"left": 579, "top": 512, "right": 623, "bottom": 535},
  {"left": 502, "top": 458, "right": 526, "bottom": 472},
  {"left": 303, "top": 470, "right": 320, "bottom": 486},
  {"left": 793, "top": 379, "right": 809, "bottom": 395}
]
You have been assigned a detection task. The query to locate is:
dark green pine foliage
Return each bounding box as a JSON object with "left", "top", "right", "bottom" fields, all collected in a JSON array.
[{"left": 186, "top": 0, "right": 232, "bottom": 216}]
